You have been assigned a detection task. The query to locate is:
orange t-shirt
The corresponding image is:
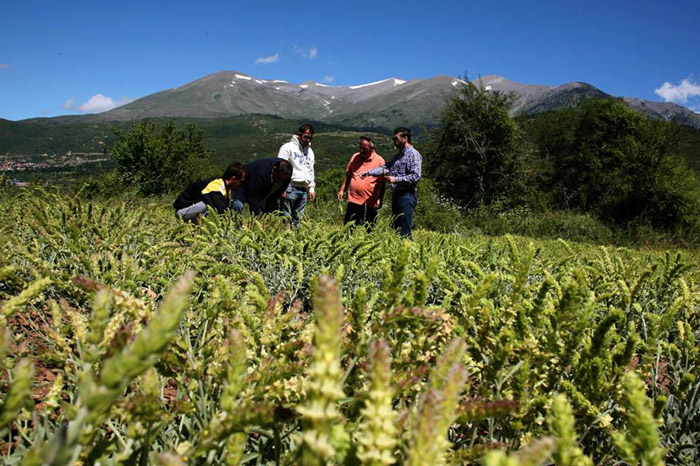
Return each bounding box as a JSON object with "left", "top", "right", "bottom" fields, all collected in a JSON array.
[{"left": 346, "top": 151, "right": 386, "bottom": 208}]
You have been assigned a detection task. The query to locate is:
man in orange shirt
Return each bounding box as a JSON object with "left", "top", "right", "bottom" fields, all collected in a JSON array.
[{"left": 337, "top": 136, "right": 386, "bottom": 230}]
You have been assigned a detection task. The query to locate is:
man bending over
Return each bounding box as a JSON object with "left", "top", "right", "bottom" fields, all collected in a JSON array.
[{"left": 173, "top": 162, "right": 245, "bottom": 222}]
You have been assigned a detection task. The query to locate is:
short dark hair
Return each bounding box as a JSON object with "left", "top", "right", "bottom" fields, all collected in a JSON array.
[
  {"left": 223, "top": 162, "right": 245, "bottom": 180},
  {"left": 298, "top": 123, "right": 315, "bottom": 135},
  {"left": 359, "top": 135, "right": 374, "bottom": 148},
  {"left": 274, "top": 159, "right": 293, "bottom": 178},
  {"left": 393, "top": 127, "right": 411, "bottom": 143}
]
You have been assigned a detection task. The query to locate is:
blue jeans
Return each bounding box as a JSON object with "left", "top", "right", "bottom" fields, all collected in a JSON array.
[
  {"left": 392, "top": 191, "right": 417, "bottom": 238},
  {"left": 282, "top": 185, "right": 307, "bottom": 227}
]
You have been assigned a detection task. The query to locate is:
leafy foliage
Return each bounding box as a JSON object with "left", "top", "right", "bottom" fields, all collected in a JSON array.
[
  {"left": 110, "top": 119, "right": 213, "bottom": 195},
  {"left": 425, "top": 78, "right": 533, "bottom": 209},
  {"left": 1, "top": 188, "right": 698, "bottom": 464},
  {"left": 426, "top": 86, "right": 700, "bottom": 238},
  {"left": 526, "top": 98, "right": 700, "bottom": 232}
]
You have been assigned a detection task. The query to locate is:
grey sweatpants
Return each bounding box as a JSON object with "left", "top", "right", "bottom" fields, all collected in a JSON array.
[{"left": 175, "top": 201, "right": 207, "bottom": 222}]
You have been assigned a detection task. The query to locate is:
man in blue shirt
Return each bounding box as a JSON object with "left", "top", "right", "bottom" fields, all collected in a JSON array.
[{"left": 359, "top": 127, "right": 422, "bottom": 238}]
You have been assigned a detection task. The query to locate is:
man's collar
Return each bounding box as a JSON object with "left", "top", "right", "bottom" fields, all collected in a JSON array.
[
  {"left": 362, "top": 150, "right": 376, "bottom": 161},
  {"left": 293, "top": 135, "right": 308, "bottom": 151}
]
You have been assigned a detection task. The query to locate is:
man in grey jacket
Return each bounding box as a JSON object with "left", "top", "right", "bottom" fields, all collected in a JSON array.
[{"left": 277, "top": 123, "right": 316, "bottom": 227}]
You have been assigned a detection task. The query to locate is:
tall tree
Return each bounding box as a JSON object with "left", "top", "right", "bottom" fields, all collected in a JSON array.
[{"left": 425, "top": 78, "right": 531, "bottom": 208}]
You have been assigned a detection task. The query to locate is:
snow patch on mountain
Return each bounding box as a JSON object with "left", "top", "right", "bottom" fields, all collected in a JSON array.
[
  {"left": 349, "top": 78, "right": 406, "bottom": 89},
  {"left": 322, "top": 99, "right": 333, "bottom": 113},
  {"left": 349, "top": 79, "right": 391, "bottom": 89}
]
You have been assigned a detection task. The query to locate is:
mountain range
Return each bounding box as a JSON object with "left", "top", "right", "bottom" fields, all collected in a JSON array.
[
  {"left": 3, "top": 71, "right": 699, "bottom": 164},
  {"left": 87, "top": 71, "right": 700, "bottom": 131}
]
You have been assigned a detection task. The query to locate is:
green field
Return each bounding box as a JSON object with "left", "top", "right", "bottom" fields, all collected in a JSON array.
[{"left": 1, "top": 185, "right": 697, "bottom": 464}]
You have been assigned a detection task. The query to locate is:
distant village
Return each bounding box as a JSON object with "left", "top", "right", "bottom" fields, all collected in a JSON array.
[
  {"left": 1, "top": 160, "right": 51, "bottom": 171},
  {"left": 1, "top": 152, "right": 108, "bottom": 186}
]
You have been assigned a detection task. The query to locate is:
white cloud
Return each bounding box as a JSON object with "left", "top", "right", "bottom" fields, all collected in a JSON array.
[
  {"left": 255, "top": 53, "right": 279, "bottom": 64},
  {"left": 77, "top": 94, "right": 133, "bottom": 113},
  {"left": 63, "top": 97, "right": 76, "bottom": 110},
  {"left": 296, "top": 46, "right": 318, "bottom": 59},
  {"left": 0, "top": 63, "right": 10, "bottom": 69},
  {"left": 321, "top": 75, "right": 335, "bottom": 84},
  {"left": 654, "top": 78, "right": 700, "bottom": 103}
]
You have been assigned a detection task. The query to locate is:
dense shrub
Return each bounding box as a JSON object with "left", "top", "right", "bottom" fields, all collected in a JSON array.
[
  {"left": 529, "top": 99, "right": 700, "bottom": 233},
  {"left": 412, "top": 178, "right": 469, "bottom": 234},
  {"left": 459, "top": 204, "right": 613, "bottom": 243},
  {"left": 426, "top": 85, "right": 700, "bottom": 238},
  {"left": 110, "top": 119, "right": 215, "bottom": 196},
  {"left": 76, "top": 170, "right": 129, "bottom": 199},
  {"left": 425, "top": 78, "right": 534, "bottom": 209}
]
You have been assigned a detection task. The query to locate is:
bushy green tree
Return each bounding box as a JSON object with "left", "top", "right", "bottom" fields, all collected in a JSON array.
[
  {"left": 425, "top": 78, "right": 533, "bottom": 209},
  {"left": 533, "top": 98, "right": 700, "bottom": 232},
  {"left": 110, "top": 119, "right": 213, "bottom": 196}
]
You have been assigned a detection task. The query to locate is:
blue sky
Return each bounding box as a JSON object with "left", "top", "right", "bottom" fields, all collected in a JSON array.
[{"left": 1, "top": 0, "right": 698, "bottom": 121}]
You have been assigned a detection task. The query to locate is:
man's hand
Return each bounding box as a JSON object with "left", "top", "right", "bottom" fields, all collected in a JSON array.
[
  {"left": 387, "top": 175, "right": 396, "bottom": 183},
  {"left": 232, "top": 200, "right": 244, "bottom": 213},
  {"left": 309, "top": 192, "right": 316, "bottom": 202},
  {"left": 337, "top": 191, "right": 344, "bottom": 201}
]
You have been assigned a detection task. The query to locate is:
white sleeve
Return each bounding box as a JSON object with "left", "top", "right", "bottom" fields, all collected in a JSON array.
[
  {"left": 278, "top": 143, "right": 291, "bottom": 160},
  {"left": 308, "top": 148, "right": 316, "bottom": 192}
]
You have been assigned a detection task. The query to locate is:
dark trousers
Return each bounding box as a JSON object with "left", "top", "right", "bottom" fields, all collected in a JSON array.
[
  {"left": 344, "top": 202, "right": 378, "bottom": 231},
  {"left": 391, "top": 191, "right": 417, "bottom": 238}
]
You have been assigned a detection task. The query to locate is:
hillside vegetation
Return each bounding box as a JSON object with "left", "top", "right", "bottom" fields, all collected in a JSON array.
[
  {"left": 0, "top": 115, "right": 395, "bottom": 176},
  {"left": 1, "top": 186, "right": 698, "bottom": 464},
  {"left": 425, "top": 83, "right": 700, "bottom": 244}
]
